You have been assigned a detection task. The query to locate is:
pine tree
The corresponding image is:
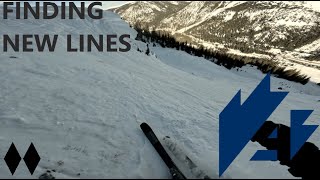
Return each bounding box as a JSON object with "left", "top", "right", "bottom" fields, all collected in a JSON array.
[{"left": 146, "top": 44, "right": 150, "bottom": 56}]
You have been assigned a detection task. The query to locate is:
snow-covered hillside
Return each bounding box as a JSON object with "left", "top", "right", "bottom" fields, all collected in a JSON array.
[
  {"left": 0, "top": 9, "right": 319, "bottom": 179},
  {"left": 114, "top": 1, "right": 320, "bottom": 51},
  {"left": 114, "top": 1, "right": 320, "bottom": 83}
]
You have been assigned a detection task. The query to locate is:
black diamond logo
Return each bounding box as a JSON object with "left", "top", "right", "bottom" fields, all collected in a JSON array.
[
  {"left": 4, "top": 143, "right": 21, "bottom": 175},
  {"left": 23, "top": 143, "right": 41, "bottom": 175}
]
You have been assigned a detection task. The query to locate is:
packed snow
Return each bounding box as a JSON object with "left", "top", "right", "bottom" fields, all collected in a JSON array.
[{"left": 0, "top": 10, "right": 319, "bottom": 179}]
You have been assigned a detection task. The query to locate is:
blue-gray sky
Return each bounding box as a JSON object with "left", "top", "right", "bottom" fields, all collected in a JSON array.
[
  {"left": 2, "top": 1, "right": 319, "bottom": 11},
  {"left": 102, "top": 1, "right": 130, "bottom": 9},
  {"left": 0, "top": 1, "right": 131, "bottom": 9}
]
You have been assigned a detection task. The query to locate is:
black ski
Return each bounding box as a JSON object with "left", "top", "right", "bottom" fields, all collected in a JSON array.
[{"left": 140, "top": 122, "right": 187, "bottom": 179}]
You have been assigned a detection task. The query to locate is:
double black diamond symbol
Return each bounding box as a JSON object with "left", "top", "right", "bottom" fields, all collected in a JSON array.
[{"left": 4, "top": 143, "right": 40, "bottom": 175}]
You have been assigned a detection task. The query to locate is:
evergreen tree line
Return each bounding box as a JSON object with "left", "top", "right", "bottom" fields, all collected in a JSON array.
[{"left": 132, "top": 23, "right": 310, "bottom": 85}]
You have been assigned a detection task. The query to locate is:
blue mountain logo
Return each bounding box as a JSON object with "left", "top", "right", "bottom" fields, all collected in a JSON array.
[{"left": 219, "top": 74, "right": 318, "bottom": 176}]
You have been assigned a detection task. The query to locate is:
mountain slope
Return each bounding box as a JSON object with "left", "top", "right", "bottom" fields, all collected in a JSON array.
[
  {"left": 114, "top": 1, "right": 320, "bottom": 53},
  {"left": 0, "top": 8, "right": 319, "bottom": 179},
  {"left": 114, "top": 1, "right": 320, "bottom": 83},
  {"left": 113, "top": 1, "right": 190, "bottom": 25}
]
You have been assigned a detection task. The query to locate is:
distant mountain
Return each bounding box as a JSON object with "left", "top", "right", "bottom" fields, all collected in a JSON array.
[{"left": 113, "top": 1, "right": 320, "bottom": 59}]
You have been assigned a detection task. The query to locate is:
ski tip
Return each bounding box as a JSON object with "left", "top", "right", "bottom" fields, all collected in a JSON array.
[{"left": 140, "top": 122, "right": 152, "bottom": 132}]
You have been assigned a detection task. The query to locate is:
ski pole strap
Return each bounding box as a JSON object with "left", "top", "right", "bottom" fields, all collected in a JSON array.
[{"left": 252, "top": 121, "right": 320, "bottom": 179}]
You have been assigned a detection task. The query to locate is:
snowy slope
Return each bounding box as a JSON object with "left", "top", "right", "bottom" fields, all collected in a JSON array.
[
  {"left": 115, "top": 1, "right": 320, "bottom": 51},
  {"left": 0, "top": 10, "right": 319, "bottom": 179},
  {"left": 114, "top": 1, "right": 320, "bottom": 82}
]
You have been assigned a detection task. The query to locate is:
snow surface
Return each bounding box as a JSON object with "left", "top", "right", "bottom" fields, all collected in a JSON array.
[
  {"left": 0, "top": 10, "right": 319, "bottom": 179},
  {"left": 175, "top": 1, "right": 246, "bottom": 33},
  {"left": 182, "top": 34, "right": 320, "bottom": 84},
  {"left": 296, "top": 37, "right": 320, "bottom": 52}
]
